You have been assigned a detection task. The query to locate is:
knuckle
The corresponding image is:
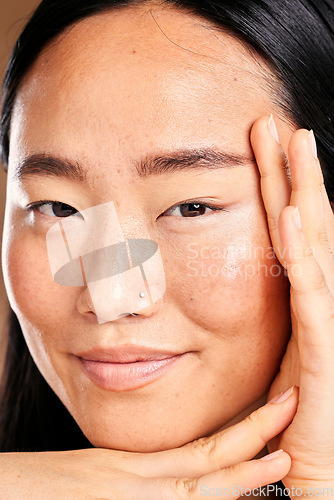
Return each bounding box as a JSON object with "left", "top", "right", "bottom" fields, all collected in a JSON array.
[
  {"left": 242, "top": 410, "right": 267, "bottom": 447},
  {"left": 317, "top": 228, "right": 331, "bottom": 248},
  {"left": 174, "top": 477, "right": 198, "bottom": 498},
  {"left": 190, "top": 435, "right": 220, "bottom": 467},
  {"left": 303, "top": 246, "right": 317, "bottom": 262},
  {"left": 267, "top": 215, "right": 279, "bottom": 232},
  {"left": 309, "top": 268, "right": 328, "bottom": 293},
  {"left": 244, "top": 409, "right": 260, "bottom": 428}
]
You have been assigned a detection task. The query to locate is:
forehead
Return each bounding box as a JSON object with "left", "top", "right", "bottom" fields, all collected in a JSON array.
[{"left": 10, "top": 5, "right": 273, "bottom": 167}]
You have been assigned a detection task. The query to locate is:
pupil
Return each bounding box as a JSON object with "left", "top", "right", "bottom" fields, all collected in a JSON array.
[
  {"left": 52, "top": 202, "right": 76, "bottom": 217},
  {"left": 180, "top": 203, "right": 205, "bottom": 217}
]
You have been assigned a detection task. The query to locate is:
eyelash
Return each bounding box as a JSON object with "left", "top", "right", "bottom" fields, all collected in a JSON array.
[
  {"left": 27, "top": 201, "right": 82, "bottom": 219},
  {"left": 161, "top": 200, "right": 226, "bottom": 218},
  {"left": 26, "top": 200, "right": 227, "bottom": 219}
]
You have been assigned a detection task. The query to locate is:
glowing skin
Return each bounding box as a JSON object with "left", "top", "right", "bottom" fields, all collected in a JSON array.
[{"left": 2, "top": 4, "right": 294, "bottom": 452}]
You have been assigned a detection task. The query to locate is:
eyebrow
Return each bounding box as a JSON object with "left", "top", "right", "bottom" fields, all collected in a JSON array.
[
  {"left": 14, "top": 154, "right": 87, "bottom": 182},
  {"left": 14, "top": 148, "right": 254, "bottom": 181}
]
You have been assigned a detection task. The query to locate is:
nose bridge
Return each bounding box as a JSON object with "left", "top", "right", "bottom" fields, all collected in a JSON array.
[{"left": 46, "top": 200, "right": 166, "bottom": 323}]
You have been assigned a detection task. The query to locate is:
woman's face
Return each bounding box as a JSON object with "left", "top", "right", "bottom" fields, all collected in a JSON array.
[{"left": 2, "top": 5, "right": 293, "bottom": 451}]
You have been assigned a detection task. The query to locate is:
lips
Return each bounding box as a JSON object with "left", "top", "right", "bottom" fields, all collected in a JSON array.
[{"left": 75, "top": 344, "right": 187, "bottom": 391}]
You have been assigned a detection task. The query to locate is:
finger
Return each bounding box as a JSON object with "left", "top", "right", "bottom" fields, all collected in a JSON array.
[
  {"left": 288, "top": 130, "right": 334, "bottom": 292},
  {"left": 250, "top": 114, "right": 291, "bottom": 262},
  {"left": 159, "top": 450, "right": 291, "bottom": 500},
  {"left": 278, "top": 205, "right": 334, "bottom": 379},
  {"left": 118, "top": 387, "right": 298, "bottom": 478},
  {"left": 110, "top": 450, "right": 291, "bottom": 500},
  {"left": 290, "top": 131, "right": 334, "bottom": 250}
]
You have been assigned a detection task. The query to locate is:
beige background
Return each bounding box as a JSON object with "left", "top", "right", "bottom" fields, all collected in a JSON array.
[{"left": 0, "top": 1, "right": 40, "bottom": 365}]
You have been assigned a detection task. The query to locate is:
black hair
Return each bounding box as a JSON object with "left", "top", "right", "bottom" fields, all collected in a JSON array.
[{"left": 0, "top": 0, "right": 333, "bottom": 452}]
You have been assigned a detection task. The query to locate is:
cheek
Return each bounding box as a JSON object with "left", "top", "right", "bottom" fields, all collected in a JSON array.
[
  {"left": 165, "top": 212, "right": 290, "bottom": 345},
  {"left": 160, "top": 214, "right": 291, "bottom": 418},
  {"left": 4, "top": 230, "right": 77, "bottom": 336},
  {"left": 3, "top": 226, "right": 82, "bottom": 408},
  {"left": 162, "top": 212, "right": 291, "bottom": 409}
]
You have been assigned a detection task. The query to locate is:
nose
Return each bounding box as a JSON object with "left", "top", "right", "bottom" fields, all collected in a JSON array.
[
  {"left": 46, "top": 201, "right": 166, "bottom": 323},
  {"left": 83, "top": 238, "right": 165, "bottom": 323}
]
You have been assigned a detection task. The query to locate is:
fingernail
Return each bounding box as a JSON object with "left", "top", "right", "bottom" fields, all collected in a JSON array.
[
  {"left": 267, "top": 386, "right": 294, "bottom": 404},
  {"left": 308, "top": 130, "right": 318, "bottom": 159},
  {"left": 260, "top": 449, "right": 284, "bottom": 461},
  {"left": 293, "top": 206, "right": 302, "bottom": 231},
  {"left": 268, "top": 114, "right": 280, "bottom": 144}
]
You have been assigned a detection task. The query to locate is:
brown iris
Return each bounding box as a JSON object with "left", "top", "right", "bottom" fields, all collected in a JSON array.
[{"left": 179, "top": 203, "right": 207, "bottom": 217}]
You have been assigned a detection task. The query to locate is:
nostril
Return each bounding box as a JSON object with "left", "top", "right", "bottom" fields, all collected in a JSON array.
[{"left": 118, "top": 313, "right": 138, "bottom": 318}]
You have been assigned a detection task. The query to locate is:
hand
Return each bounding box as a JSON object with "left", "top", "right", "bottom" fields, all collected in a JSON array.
[
  {"left": 0, "top": 392, "right": 297, "bottom": 499},
  {"left": 251, "top": 115, "right": 334, "bottom": 495}
]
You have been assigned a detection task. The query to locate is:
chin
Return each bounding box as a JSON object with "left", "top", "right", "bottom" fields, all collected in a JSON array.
[{"left": 78, "top": 419, "right": 214, "bottom": 453}]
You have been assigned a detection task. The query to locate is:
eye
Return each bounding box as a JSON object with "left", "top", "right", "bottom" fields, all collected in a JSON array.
[
  {"left": 162, "top": 202, "right": 225, "bottom": 218},
  {"left": 28, "top": 201, "right": 82, "bottom": 218}
]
